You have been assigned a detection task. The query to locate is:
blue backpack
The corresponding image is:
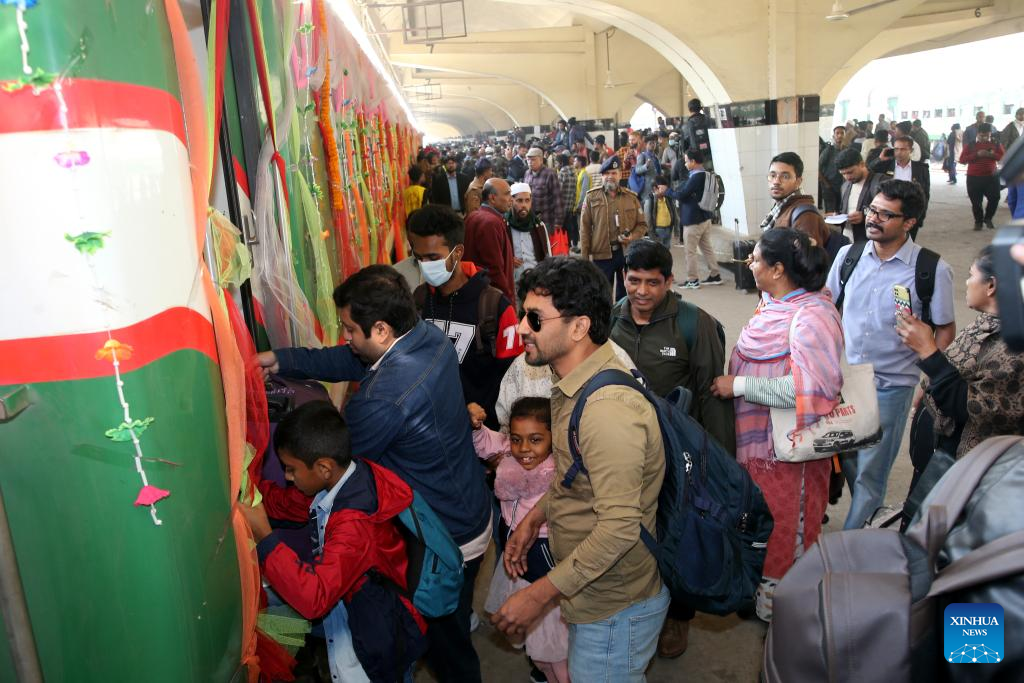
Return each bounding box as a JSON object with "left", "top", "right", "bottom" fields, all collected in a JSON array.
[
  {"left": 565, "top": 369, "right": 773, "bottom": 615},
  {"left": 394, "top": 492, "right": 465, "bottom": 618}
]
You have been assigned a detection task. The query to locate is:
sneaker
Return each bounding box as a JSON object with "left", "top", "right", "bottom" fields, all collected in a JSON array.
[
  {"left": 529, "top": 664, "right": 548, "bottom": 683},
  {"left": 984, "top": 219, "right": 996, "bottom": 230},
  {"left": 700, "top": 274, "right": 723, "bottom": 286},
  {"left": 470, "top": 611, "right": 480, "bottom": 632},
  {"left": 680, "top": 279, "right": 700, "bottom": 289}
]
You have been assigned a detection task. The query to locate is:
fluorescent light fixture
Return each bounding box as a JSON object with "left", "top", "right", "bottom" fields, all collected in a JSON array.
[
  {"left": 325, "top": 0, "right": 420, "bottom": 130},
  {"left": 826, "top": 1, "right": 850, "bottom": 20}
]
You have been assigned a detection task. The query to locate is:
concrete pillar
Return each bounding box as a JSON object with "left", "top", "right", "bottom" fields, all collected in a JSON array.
[{"left": 708, "top": 0, "right": 820, "bottom": 236}]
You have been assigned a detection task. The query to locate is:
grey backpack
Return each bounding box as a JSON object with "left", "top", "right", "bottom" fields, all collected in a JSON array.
[
  {"left": 697, "top": 171, "right": 720, "bottom": 213},
  {"left": 763, "top": 436, "right": 1024, "bottom": 683}
]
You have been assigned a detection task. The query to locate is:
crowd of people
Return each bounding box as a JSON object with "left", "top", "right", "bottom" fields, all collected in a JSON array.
[
  {"left": 820, "top": 107, "right": 1024, "bottom": 231},
  {"left": 237, "top": 98, "right": 1024, "bottom": 683}
]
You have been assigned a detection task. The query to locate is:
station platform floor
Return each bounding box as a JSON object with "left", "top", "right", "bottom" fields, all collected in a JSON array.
[{"left": 416, "top": 172, "right": 1014, "bottom": 682}]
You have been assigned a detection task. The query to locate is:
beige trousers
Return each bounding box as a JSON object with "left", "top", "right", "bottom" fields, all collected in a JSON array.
[{"left": 683, "top": 220, "right": 719, "bottom": 280}]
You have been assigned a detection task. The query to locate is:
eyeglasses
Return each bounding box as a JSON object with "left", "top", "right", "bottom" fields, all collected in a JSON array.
[
  {"left": 865, "top": 206, "right": 904, "bottom": 221},
  {"left": 766, "top": 172, "right": 795, "bottom": 182},
  {"left": 524, "top": 310, "right": 571, "bottom": 332}
]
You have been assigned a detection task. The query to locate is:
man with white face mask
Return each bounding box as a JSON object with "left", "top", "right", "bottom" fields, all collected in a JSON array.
[{"left": 409, "top": 204, "right": 523, "bottom": 429}]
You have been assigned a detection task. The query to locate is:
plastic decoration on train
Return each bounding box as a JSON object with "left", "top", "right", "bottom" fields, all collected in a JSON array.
[{"left": 0, "top": 0, "right": 418, "bottom": 680}]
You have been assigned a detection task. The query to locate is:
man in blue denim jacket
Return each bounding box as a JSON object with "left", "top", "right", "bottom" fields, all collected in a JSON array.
[{"left": 258, "top": 264, "right": 492, "bottom": 682}]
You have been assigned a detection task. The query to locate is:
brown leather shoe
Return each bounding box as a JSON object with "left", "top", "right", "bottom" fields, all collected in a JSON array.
[{"left": 657, "top": 617, "right": 690, "bottom": 658}]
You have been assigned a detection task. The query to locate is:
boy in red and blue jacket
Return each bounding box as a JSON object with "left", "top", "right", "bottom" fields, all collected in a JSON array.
[{"left": 242, "top": 401, "right": 426, "bottom": 683}]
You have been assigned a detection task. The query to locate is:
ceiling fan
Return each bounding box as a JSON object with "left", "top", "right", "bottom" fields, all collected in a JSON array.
[
  {"left": 602, "top": 29, "right": 635, "bottom": 89},
  {"left": 826, "top": 0, "right": 900, "bottom": 21}
]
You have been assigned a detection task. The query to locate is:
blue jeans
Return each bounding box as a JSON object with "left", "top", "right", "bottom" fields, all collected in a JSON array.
[
  {"left": 651, "top": 227, "right": 672, "bottom": 250},
  {"left": 841, "top": 384, "right": 915, "bottom": 529},
  {"left": 568, "top": 584, "right": 669, "bottom": 682}
]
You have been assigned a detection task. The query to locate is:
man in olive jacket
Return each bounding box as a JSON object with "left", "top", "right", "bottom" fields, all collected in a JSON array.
[
  {"left": 610, "top": 239, "right": 735, "bottom": 453},
  {"left": 608, "top": 239, "right": 734, "bottom": 659}
]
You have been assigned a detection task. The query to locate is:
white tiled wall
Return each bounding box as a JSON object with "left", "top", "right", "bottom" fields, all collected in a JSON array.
[{"left": 710, "top": 121, "right": 823, "bottom": 237}]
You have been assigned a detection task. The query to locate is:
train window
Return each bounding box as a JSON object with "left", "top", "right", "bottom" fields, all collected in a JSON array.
[
  {"left": 934, "top": 109, "right": 943, "bottom": 118},
  {"left": 947, "top": 108, "right": 956, "bottom": 117},
  {"left": 1005, "top": 104, "right": 1015, "bottom": 115}
]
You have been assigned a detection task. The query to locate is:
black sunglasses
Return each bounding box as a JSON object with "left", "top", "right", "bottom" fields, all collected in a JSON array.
[{"left": 524, "top": 310, "right": 571, "bottom": 332}]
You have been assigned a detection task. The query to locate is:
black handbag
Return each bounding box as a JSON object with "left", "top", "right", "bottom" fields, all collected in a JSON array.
[{"left": 496, "top": 501, "right": 555, "bottom": 583}]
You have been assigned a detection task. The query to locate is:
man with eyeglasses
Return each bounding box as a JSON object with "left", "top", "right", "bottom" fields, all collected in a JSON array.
[
  {"left": 869, "top": 135, "right": 930, "bottom": 239},
  {"left": 825, "top": 179, "right": 956, "bottom": 531},
  {"left": 492, "top": 257, "right": 669, "bottom": 681},
  {"left": 759, "top": 152, "right": 831, "bottom": 250}
]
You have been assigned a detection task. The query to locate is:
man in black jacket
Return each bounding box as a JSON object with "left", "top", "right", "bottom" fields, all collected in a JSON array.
[
  {"left": 683, "top": 98, "right": 712, "bottom": 164},
  {"left": 430, "top": 155, "right": 472, "bottom": 214},
  {"left": 835, "top": 147, "right": 884, "bottom": 243},
  {"left": 868, "top": 136, "right": 930, "bottom": 239},
  {"left": 508, "top": 143, "right": 528, "bottom": 182},
  {"left": 818, "top": 126, "right": 847, "bottom": 212}
]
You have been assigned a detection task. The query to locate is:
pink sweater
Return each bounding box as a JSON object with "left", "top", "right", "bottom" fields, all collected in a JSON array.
[{"left": 472, "top": 427, "right": 553, "bottom": 538}]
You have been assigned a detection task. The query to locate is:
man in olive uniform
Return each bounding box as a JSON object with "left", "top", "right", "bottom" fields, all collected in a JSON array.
[{"left": 580, "top": 156, "right": 648, "bottom": 299}]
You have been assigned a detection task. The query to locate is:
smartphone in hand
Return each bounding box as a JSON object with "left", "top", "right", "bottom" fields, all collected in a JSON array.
[{"left": 893, "top": 285, "right": 912, "bottom": 323}]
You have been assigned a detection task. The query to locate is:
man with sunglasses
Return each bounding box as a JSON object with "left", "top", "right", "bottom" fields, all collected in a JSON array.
[
  {"left": 492, "top": 258, "right": 669, "bottom": 681},
  {"left": 825, "top": 179, "right": 956, "bottom": 530}
]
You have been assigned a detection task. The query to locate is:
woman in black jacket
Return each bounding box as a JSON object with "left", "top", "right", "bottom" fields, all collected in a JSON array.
[{"left": 898, "top": 246, "right": 1024, "bottom": 471}]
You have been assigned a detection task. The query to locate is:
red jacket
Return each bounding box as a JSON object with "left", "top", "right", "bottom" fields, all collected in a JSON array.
[
  {"left": 464, "top": 205, "right": 516, "bottom": 300},
  {"left": 960, "top": 141, "right": 1004, "bottom": 177},
  {"left": 257, "top": 460, "right": 426, "bottom": 633}
]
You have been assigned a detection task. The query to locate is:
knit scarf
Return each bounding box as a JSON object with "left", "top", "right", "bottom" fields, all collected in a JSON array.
[
  {"left": 506, "top": 209, "right": 544, "bottom": 233},
  {"left": 731, "top": 289, "right": 844, "bottom": 469},
  {"left": 759, "top": 190, "right": 801, "bottom": 231},
  {"left": 923, "top": 313, "right": 1024, "bottom": 457},
  {"left": 493, "top": 453, "right": 555, "bottom": 502}
]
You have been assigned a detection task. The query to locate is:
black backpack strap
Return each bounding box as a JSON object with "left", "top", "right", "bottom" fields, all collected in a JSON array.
[
  {"left": 563, "top": 369, "right": 645, "bottom": 488},
  {"left": 675, "top": 299, "right": 698, "bottom": 352},
  {"left": 914, "top": 247, "right": 940, "bottom": 328},
  {"left": 475, "top": 285, "right": 504, "bottom": 355},
  {"left": 413, "top": 284, "right": 428, "bottom": 312},
  {"left": 834, "top": 240, "right": 867, "bottom": 312}
]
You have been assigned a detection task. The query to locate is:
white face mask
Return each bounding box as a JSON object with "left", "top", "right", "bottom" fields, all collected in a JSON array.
[{"left": 419, "top": 247, "right": 457, "bottom": 287}]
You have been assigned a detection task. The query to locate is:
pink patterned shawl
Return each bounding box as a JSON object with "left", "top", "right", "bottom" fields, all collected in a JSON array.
[{"left": 730, "top": 288, "right": 845, "bottom": 469}]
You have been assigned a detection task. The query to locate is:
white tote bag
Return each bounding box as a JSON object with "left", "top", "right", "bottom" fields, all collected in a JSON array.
[{"left": 770, "top": 313, "right": 882, "bottom": 463}]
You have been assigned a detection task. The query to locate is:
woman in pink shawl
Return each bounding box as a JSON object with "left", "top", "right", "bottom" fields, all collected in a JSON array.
[{"left": 711, "top": 229, "right": 844, "bottom": 622}]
